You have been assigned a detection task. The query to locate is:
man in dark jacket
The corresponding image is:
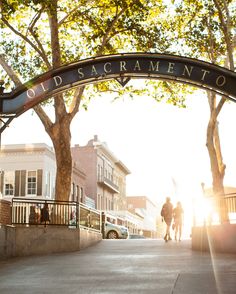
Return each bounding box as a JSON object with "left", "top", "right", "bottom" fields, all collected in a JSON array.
[{"left": 161, "top": 197, "right": 173, "bottom": 242}]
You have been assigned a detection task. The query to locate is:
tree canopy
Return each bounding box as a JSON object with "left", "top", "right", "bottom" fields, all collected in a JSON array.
[
  {"left": 169, "top": 0, "right": 236, "bottom": 222},
  {"left": 0, "top": 0, "right": 235, "bottom": 212},
  {"left": 1, "top": 0, "right": 178, "bottom": 201}
]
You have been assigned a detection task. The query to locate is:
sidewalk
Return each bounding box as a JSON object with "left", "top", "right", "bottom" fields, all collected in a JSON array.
[{"left": 0, "top": 239, "right": 235, "bottom": 293}]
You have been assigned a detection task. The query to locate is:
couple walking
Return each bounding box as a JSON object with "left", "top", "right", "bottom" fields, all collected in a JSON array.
[{"left": 161, "top": 197, "right": 184, "bottom": 242}]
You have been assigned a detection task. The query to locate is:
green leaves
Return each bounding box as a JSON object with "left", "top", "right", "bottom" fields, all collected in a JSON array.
[
  {"left": 1, "top": 0, "right": 234, "bottom": 105},
  {"left": 0, "top": 1, "right": 170, "bottom": 88},
  {"left": 171, "top": 0, "right": 235, "bottom": 65}
]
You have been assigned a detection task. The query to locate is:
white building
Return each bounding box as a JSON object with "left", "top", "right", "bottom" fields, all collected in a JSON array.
[
  {"left": 127, "top": 196, "right": 158, "bottom": 238},
  {"left": 0, "top": 144, "right": 56, "bottom": 201}
]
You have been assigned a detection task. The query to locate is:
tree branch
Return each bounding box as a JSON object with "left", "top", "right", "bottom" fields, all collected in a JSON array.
[
  {"left": 27, "top": 8, "right": 43, "bottom": 35},
  {"left": 213, "top": 0, "right": 234, "bottom": 70},
  {"left": 0, "top": 54, "right": 22, "bottom": 87},
  {"left": 58, "top": 5, "right": 81, "bottom": 26},
  {"left": 214, "top": 120, "right": 226, "bottom": 176},
  {"left": 207, "top": 91, "right": 216, "bottom": 113},
  {"left": 33, "top": 104, "right": 53, "bottom": 133},
  {"left": 2, "top": 16, "right": 51, "bottom": 69},
  {"left": 54, "top": 93, "right": 67, "bottom": 122},
  {"left": 69, "top": 86, "right": 85, "bottom": 119},
  {"left": 215, "top": 96, "right": 226, "bottom": 117},
  {"left": 97, "top": 6, "right": 126, "bottom": 55},
  {"left": 27, "top": 11, "right": 51, "bottom": 70},
  {"left": 205, "top": 18, "right": 217, "bottom": 63},
  {"left": 58, "top": 3, "right": 102, "bottom": 26},
  {"left": 60, "top": 5, "right": 127, "bottom": 119}
]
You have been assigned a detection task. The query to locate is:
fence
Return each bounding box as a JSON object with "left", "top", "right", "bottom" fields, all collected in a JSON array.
[
  {"left": 193, "top": 193, "right": 236, "bottom": 226},
  {"left": 11, "top": 198, "right": 101, "bottom": 232}
]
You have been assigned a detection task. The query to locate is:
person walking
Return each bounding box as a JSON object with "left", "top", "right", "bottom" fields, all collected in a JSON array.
[
  {"left": 173, "top": 201, "right": 184, "bottom": 241},
  {"left": 161, "top": 197, "right": 173, "bottom": 242}
]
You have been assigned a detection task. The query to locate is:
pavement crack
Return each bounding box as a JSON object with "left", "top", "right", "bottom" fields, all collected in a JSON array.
[{"left": 171, "top": 273, "right": 180, "bottom": 294}]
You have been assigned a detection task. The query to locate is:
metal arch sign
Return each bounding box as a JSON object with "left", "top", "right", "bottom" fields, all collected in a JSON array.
[{"left": 1, "top": 53, "right": 236, "bottom": 115}]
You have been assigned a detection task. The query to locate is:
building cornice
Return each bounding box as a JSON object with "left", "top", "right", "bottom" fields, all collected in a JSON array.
[
  {"left": 0, "top": 143, "right": 55, "bottom": 160},
  {"left": 94, "top": 141, "right": 130, "bottom": 174}
]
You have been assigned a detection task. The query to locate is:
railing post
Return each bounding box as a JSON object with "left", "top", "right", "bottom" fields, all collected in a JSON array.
[{"left": 219, "top": 195, "right": 229, "bottom": 224}]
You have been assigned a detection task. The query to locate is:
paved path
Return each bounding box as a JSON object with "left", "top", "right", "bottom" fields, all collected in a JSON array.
[{"left": 0, "top": 239, "right": 236, "bottom": 293}]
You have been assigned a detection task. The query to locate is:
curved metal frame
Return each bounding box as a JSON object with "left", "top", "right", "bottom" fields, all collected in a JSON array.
[{"left": 0, "top": 53, "right": 236, "bottom": 133}]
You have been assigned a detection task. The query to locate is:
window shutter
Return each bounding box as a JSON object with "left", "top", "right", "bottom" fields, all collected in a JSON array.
[
  {"left": 20, "top": 170, "right": 26, "bottom": 196},
  {"left": 15, "top": 171, "right": 20, "bottom": 196},
  {"left": 37, "top": 169, "right": 43, "bottom": 196}
]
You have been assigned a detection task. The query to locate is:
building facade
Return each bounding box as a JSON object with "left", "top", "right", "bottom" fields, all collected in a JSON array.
[
  {"left": 127, "top": 195, "right": 158, "bottom": 238},
  {"left": 0, "top": 141, "right": 158, "bottom": 236},
  {"left": 0, "top": 139, "right": 129, "bottom": 211},
  {"left": 0, "top": 144, "right": 56, "bottom": 200},
  {"left": 0, "top": 143, "right": 86, "bottom": 202},
  {"left": 71, "top": 135, "right": 130, "bottom": 211},
  {"left": 70, "top": 161, "right": 87, "bottom": 203}
]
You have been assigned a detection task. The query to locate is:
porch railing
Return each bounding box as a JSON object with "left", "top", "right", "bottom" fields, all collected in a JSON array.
[
  {"left": 193, "top": 193, "right": 236, "bottom": 226},
  {"left": 11, "top": 198, "right": 101, "bottom": 232}
]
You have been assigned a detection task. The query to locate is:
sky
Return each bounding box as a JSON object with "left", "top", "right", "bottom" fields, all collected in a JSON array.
[{"left": 2, "top": 80, "right": 236, "bottom": 210}]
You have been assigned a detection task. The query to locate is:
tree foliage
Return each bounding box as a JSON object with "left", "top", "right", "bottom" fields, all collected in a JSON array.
[
  {"left": 0, "top": 0, "right": 235, "bottom": 213},
  {"left": 169, "top": 0, "right": 236, "bottom": 222}
]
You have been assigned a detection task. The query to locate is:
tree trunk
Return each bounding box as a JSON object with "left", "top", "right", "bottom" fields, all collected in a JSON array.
[
  {"left": 46, "top": 2, "right": 73, "bottom": 201},
  {"left": 206, "top": 94, "right": 228, "bottom": 223},
  {"left": 49, "top": 117, "right": 72, "bottom": 201}
]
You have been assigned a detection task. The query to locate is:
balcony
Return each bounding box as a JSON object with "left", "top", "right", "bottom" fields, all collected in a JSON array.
[{"left": 97, "top": 176, "right": 119, "bottom": 193}]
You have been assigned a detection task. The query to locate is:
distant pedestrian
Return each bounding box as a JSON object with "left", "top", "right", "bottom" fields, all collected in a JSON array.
[
  {"left": 41, "top": 202, "right": 50, "bottom": 226},
  {"left": 161, "top": 197, "right": 173, "bottom": 242},
  {"left": 173, "top": 201, "right": 184, "bottom": 241}
]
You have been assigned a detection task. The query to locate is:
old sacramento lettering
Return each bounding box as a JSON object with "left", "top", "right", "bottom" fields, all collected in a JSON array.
[
  {"left": 26, "top": 59, "right": 228, "bottom": 101},
  {"left": 19, "top": 56, "right": 232, "bottom": 115}
]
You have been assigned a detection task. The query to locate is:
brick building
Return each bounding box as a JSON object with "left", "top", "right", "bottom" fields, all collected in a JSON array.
[{"left": 71, "top": 135, "right": 130, "bottom": 211}]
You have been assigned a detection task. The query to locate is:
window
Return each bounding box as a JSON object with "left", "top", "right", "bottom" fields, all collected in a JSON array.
[
  {"left": 72, "top": 182, "right": 76, "bottom": 201},
  {"left": 80, "top": 187, "right": 83, "bottom": 202},
  {"left": 97, "top": 194, "right": 101, "bottom": 210},
  {"left": 76, "top": 185, "right": 79, "bottom": 202},
  {"left": 27, "top": 171, "right": 37, "bottom": 195},
  {"left": 4, "top": 171, "right": 14, "bottom": 196},
  {"left": 5, "top": 183, "right": 14, "bottom": 195},
  {"left": 97, "top": 164, "right": 100, "bottom": 180}
]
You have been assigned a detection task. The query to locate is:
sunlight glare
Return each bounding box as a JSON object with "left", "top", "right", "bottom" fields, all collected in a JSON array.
[{"left": 193, "top": 196, "right": 221, "bottom": 226}]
